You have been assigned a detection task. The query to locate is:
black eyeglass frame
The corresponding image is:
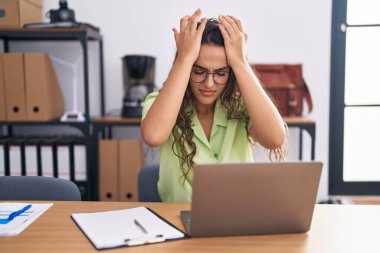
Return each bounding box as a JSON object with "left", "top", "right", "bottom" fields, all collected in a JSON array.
[{"left": 190, "top": 69, "right": 231, "bottom": 85}]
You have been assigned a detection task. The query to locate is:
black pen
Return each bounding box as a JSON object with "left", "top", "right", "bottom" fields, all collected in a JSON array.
[{"left": 134, "top": 219, "right": 148, "bottom": 235}]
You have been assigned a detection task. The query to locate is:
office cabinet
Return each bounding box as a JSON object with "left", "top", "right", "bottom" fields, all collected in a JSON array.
[{"left": 0, "top": 27, "right": 105, "bottom": 200}]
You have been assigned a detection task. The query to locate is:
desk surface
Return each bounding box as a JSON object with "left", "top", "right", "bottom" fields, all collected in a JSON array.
[{"left": 1, "top": 202, "right": 379, "bottom": 253}]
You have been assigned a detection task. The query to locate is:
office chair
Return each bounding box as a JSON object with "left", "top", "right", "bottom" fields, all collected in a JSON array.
[
  {"left": 0, "top": 176, "right": 81, "bottom": 201},
  {"left": 138, "top": 164, "right": 161, "bottom": 202}
]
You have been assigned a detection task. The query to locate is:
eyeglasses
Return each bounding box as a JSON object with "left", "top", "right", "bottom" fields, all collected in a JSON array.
[{"left": 190, "top": 69, "right": 230, "bottom": 85}]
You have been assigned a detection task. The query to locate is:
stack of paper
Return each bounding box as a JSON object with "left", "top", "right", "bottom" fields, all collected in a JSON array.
[
  {"left": 72, "top": 207, "right": 186, "bottom": 249},
  {"left": 0, "top": 203, "right": 53, "bottom": 236}
]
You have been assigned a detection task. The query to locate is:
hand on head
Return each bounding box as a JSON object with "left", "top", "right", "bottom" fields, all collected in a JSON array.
[
  {"left": 172, "top": 9, "right": 207, "bottom": 64},
  {"left": 172, "top": 10, "right": 248, "bottom": 68},
  {"left": 218, "top": 15, "right": 248, "bottom": 68}
]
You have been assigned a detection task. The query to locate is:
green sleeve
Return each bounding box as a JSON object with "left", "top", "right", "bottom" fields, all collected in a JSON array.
[{"left": 142, "top": 92, "right": 159, "bottom": 120}]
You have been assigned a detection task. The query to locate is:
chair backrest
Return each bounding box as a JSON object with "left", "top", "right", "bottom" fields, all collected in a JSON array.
[
  {"left": 0, "top": 176, "right": 81, "bottom": 201},
  {"left": 138, "top": 165, "right": 161, "bottom": 202}
]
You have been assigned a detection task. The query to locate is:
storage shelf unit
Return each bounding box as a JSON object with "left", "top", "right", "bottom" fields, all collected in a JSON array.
[
  {"left": 89, "top": 117, "right": 141, "bottom": 200},
  {"left": 0, "top": 28, "right": 105, "bottom": 200},
  {"left": 0, "top": 134, "right": 87, "bottom": 195},
  {"left": 0, "top": 27, "right": 105, "bottom": 118}
]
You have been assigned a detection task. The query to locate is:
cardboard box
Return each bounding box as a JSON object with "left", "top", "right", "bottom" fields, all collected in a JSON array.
[
  {"left": 3, "top": 53, "right": 26, "bottom": 121},
  {"left": 98, "top": 140, "right": 119, "bottom": 201},
  {"left": 0, "top": 0, "right": 42, "bottom": 28},
  {"left": 118, "top": 140, "right": 145, "bottom": 202},
  {"left": 0, "top": 54, "right": 5, "bottom": 120},
  {"left": 24, "top": 53, "right": 64, "bottom": 121}
]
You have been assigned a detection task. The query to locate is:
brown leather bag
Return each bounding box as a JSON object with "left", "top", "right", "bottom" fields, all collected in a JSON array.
[{"left": 251, "top": 64, "right": 313, "bottom": 117}]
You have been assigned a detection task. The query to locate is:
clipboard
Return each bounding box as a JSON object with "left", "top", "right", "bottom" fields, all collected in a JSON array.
[{"left": 71, "top": 207, "right": 189, "bottom": 249}]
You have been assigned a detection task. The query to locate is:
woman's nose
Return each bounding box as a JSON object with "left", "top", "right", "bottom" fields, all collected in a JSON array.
[{"left": 204, "top": 74, "right": 215, "bottom": 88}]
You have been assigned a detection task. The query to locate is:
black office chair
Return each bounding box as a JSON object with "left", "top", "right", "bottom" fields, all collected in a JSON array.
[
  {"left": 0, "top": 176, "right": 81, "bottom": 201},
  {"left": 138, "top": 165, "right": 161, "bottom": 202}
]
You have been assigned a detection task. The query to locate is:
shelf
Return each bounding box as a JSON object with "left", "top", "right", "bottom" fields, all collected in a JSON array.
[
  {"left": 92, "top": 117, "right": 141, "bottom": 125},
  {"left": 0, "top": 120, "right": 89, "bottom": 125},
  {"left": 0, "top": 27, "right": 102, "bottom": 41},
  {"left": 283, "top": 116, "right": 315, "bottom": 126},
  {"left": 0, "top": 27, "right": 106, "bottom": 119},
  {"left": 92, "top": 116, "right": 315, "bottom": 126},
  {"left": 0, "top": 120, "right": 91, "bottom": 134}
]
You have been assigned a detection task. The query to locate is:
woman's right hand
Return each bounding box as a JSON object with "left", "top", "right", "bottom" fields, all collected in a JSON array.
[
  {"left": 141, "top": 10, "right": 206, "bottom": 147},
  {"left": 173, "top": 9, "right": 207, "bottom": 64}
]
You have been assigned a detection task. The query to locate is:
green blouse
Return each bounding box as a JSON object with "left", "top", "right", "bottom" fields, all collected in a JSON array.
[{"left": 142, "top": 92, "right": 253, "bottom": 202}]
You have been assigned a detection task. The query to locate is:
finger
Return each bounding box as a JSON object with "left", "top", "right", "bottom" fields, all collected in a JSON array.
[
  {"left": 172, "top": 28, "right": 179, "bottom": 45},
  {"left": 228, "top": 15, "right": 243, "bottom": 33},
  {"left": 218, "top": 23, "right": 231, "bottom": 41},
  {"left": 188, "top": 9, "right": 202, "bottom": 33},
  {"left": 218, "top": 15, "right": 236, "bottom": 38},
  {"left": 196, "top": 17, "right": 207, "bottom": 36},
  {"left": 180, "top": 15, "right": 190, "bottom": 33},
  {"left": 228, "top": 15, "right": 248, "bottom": 42},
  {"left": 222, "top": 15, "right": 241, "bottom": 36}
]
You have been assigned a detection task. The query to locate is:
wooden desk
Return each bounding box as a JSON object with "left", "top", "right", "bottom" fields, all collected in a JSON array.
[{"left": 1, "top": 202, "right": 380, "bottom": 253}]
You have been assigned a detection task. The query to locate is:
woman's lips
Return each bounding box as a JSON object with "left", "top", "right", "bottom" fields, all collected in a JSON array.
[{"left": 199, "top": 89, "right": 216, "bottom": 97}]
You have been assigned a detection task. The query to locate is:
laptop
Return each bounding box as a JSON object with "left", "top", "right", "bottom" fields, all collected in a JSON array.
[{"left": 181, "top": 162, "right": 322, "bottom": 237}]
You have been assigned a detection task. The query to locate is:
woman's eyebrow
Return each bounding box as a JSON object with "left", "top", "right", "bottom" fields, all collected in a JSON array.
[{"left": 192, "top": 64, "right": 230, "bottom": 71}]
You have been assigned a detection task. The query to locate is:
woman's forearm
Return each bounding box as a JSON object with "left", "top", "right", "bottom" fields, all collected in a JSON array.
[
  {"left": 141, "top": 56, "right": 193, "bottom": 147},
  {"left": 232, "top": 61, "right": 286, "bottom": 149}
]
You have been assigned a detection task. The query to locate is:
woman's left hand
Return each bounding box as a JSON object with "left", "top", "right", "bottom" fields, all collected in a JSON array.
[{"left": 218, "top": 15, "right": 248, "bottom": 68}]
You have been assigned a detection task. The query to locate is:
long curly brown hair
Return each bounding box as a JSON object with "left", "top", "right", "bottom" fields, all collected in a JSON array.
[{"left": 171, "top": 19, "right": 286, "bottom": 184}]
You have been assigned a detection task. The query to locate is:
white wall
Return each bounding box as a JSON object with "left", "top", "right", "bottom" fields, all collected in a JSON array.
[{"left": 42, "top": 0, "right": 332, "bottom": 200}]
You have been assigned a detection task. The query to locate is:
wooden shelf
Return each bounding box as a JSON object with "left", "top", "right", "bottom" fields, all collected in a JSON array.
[
  {"left": 0, "top": 27, "right": 101, "bottom": 40},
  {"left": 283, "top": 116, "right": 315, "bottom": 125},
  {"left": 92, "top": 116, "right": 314, "bottom": 126},
  {"left": 92, "top": 117, "right": 141, "bottom": 124}
]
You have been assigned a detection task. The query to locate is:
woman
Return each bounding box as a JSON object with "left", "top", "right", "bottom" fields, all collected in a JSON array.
[{"left": 141, "top": 9, "right": 286, "bottom": 202}]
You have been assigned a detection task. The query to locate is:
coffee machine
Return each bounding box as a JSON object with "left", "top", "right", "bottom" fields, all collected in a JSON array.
[{"left": 121, "top": 55, "right": 156, "bottom": 117}]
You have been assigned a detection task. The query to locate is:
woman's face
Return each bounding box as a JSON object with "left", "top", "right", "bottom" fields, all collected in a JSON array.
[{"left": 190, "top": 44, "right": 229, "bottom": 109}]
